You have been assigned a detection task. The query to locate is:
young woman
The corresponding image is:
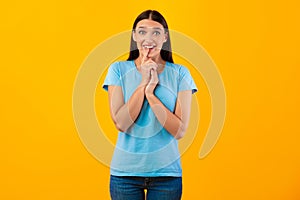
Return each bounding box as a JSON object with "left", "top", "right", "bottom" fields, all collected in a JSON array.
[{"left": 103, "top": 10, "right": 197, "bottom": 200}]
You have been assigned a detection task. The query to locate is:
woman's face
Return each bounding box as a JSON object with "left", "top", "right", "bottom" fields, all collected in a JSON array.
[{"left": 133, "top": 19, "right": 168, "bottom": 59}]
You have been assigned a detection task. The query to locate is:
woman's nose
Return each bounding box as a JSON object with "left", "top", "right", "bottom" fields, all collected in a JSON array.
[{"left": 144, "top": 32, "right": 155, "bottom": 40}]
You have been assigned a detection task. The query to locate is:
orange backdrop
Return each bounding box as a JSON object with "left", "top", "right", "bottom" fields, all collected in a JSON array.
[{"left": 1, "top": 0, "right": 300, "bottom": 199}]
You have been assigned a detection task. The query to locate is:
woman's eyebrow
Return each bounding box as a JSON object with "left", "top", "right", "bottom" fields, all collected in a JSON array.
[{"left": 137, "top": 26, "right": 163, "bottom": 30}]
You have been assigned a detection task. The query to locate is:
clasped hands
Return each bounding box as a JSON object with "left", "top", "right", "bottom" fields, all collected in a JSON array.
[{"left": 139, "top": 50, "right": 159, "bottom": 96}]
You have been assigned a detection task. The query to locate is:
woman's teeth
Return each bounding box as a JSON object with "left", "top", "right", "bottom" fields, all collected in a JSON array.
[{"left": 143, "top": 45, "right": 155, "bottom": 49}]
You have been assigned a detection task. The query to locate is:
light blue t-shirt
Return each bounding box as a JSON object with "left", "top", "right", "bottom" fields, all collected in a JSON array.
[{"left": 103, "top": 60, "right": 197, "bottom": 177}]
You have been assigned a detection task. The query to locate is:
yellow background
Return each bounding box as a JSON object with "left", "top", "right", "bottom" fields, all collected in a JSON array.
[{"left": 1, "top": 0, "right": 300, "bottom": 199}]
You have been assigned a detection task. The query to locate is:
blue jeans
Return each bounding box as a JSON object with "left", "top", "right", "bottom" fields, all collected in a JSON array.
[{"left": 110, "top": 175, "right": 182, "bottom": 200}]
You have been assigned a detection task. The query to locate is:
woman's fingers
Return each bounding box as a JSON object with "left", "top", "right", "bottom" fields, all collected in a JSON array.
[
  {"left": 140, "top": 54, "right": 159, "bottom": 86},
  {"left": 149, "top": 68, "right": 159, "bottom": 83},
  {"left": 141, "top": 48, "right": 150, "bottom": 64},
  {"left": 145, "top": 68, "right": 159, "bottom": 95},
  {"left": 143, "top": 59, "right": 158, "bottom": 69}
]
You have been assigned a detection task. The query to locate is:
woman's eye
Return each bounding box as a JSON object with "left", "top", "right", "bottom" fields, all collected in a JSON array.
[
  {"left": 138, "top": 30, "right": 146, "bottom": 35},
  {"left": 153, "top": 31, "right": 161, "bottom": 36}
]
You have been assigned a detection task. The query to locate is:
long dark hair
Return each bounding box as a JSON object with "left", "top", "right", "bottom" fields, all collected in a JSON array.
[{"left": 127, "top": 10, "right": 174, "bottom": 63}]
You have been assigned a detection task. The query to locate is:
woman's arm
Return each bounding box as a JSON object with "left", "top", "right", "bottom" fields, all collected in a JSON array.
[
  {"left": 108, "top": 84, "right": 146, "bottom": 132},
  {"left": 145, "top": 69, "right": 192, "bottom": 139},
  {"left": 108, "top": 51, "right": 156, "bottom": 132}
]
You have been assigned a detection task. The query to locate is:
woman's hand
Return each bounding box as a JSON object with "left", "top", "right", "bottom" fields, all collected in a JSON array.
[
  {"left": 140, "top": 49, "right": 158, "bottom": 87},
  {"left": 145, "top": 67, "right": 159, "bottom": 95}
]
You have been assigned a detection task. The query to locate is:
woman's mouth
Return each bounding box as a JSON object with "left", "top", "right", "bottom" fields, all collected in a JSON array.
[
  {"left": 143, "top": 45, "right": 156, "bottom": 57},
  {"left": 143, "top": 45, "right": 156, "bottom": 49}
]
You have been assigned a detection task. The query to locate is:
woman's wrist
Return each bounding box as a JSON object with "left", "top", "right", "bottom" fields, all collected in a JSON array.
[
  {"left": 145, "top": 90, "right": 155, "bottom": 98},
  {"left": 138, "top": 83, "right": 147, "bottom": 88},
  {"left": 137, "top": 83, "right": 147, "bottom": 95}
]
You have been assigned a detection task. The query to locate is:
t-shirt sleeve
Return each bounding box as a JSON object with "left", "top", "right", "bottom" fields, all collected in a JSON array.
[
  {"left": 178, "top": 66, "right": 198, "bottom": 94},
  {"left": 102, "top": 62, "right": 122, "bottom": 91}
]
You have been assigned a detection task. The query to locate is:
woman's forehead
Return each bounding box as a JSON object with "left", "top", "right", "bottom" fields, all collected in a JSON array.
[{"left": 136, "top": 19, "right": 164, "bottom": 29}]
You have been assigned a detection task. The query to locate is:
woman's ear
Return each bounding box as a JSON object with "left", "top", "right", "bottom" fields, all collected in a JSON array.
[
  {"left": 132, "top": 30, "right": 136, "bottom": 42},
  {"left": 163, "top": 32, "right": 168, "bottom": 43}
]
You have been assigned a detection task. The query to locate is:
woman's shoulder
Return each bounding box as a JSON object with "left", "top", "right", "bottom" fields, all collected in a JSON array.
[
  {"left": 110, "top": 60, "right": 133, "bottom": 68},
  {"left": 108, "top": 61, "right": 134, "bottom": 73},
  {"left": 166, "top": 62, "right": 190, "bottom": 74}
]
